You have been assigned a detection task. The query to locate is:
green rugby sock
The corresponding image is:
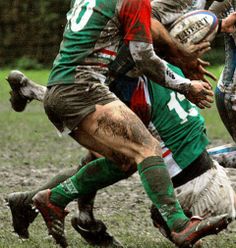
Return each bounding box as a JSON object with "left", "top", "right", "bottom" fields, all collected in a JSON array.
[
  {"left": 50, "top": 158, "right": 128, "bottom": 208},
  {"left": 138, "top": 156, "right": 189, "bottom": 232},
  {"left": 21, "top": 167, "right": 79, "bottom": 205},
  {"left": 23, "top": 153, "right": 95, "bottom": 205}
]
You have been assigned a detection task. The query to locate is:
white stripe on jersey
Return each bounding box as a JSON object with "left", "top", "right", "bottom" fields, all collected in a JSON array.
[
  {"left": 148, "top": 122, "right": 183, "bottom": 178},
  {"left": 141, "top": 76, "right": 151, "bottom": 105}
]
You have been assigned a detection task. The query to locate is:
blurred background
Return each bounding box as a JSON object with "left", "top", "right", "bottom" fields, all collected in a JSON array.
[
  {"left": 0, "top": 1, "right": 225, "bottom": 69},
  {"left": 0, "top": 1, "right": 69, "bottom": 69}
]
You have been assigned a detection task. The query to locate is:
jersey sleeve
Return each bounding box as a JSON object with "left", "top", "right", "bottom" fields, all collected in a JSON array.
[{"left": 119, "top": 0, "right": 153, "bottom": 44}]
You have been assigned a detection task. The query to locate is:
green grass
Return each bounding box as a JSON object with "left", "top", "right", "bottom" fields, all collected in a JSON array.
[
  {"left": 0, "top": 68, "right": 235, "bottom": 248},
  {"left": 0, "top": 69, "right": 83, "bottom": 171}
]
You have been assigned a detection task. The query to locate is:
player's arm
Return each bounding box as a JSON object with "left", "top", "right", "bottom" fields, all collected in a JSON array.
[
  {"left": 119, "top": 0, "right": 213, "bottom": 108},
  {"left": 150, "top": 1, "right": 214, "bottom": 83},
  {"left": 129, "top": 41, "right": 213, "bottom": 109},
  {"left": 151, "top": 18, "right": 210, "bottom": 61},
  {"left": 150, "top": 18, "right": 214, "bottom": 84}
]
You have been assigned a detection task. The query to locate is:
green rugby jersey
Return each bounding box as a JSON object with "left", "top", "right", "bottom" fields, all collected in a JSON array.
[
  {"left": 48, "top": 0, "right": 152, "bottom": 86},
  {"left": 148, "top": 65, "right": 209, "bottom": 171}
]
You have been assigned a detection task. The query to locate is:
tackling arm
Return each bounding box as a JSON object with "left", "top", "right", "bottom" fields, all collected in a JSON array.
[
  {"left": 129, "top": 41, "right": 191, "bottom": 94},
  {"left": 119, "top": 0, "right": 214, "bottom": 108},
  {"left": 129, "top": 41, "right": 214, "bottom": 109},
  {"left": 150, "top": 18, "right": 216, "bottom": 84},
  {"left": 151, "top": 18, "right": 210, "bottom": 63}
]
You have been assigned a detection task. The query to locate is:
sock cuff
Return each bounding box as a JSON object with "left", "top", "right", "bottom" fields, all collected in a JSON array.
[{"left": 138, "top": 156, "right": 164, "bottom": 174}]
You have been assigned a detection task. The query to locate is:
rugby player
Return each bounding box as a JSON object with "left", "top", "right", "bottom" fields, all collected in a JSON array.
[
  {"left": 150, "top": 0, "right": 236, "bottom": 180},
  {"left": 6, "top": 1, "right": 236, "bottom": 247},
  {"left": 209, "top": 1, "right": 236, "bottom": 142},
  {"left": 16, "top": 0, "right": 222, "bottom": 247},
  {"left": 6, "top": 68, "right": 236, "bottom": 248}
]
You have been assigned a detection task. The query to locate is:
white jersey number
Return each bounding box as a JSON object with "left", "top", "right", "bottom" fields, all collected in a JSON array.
[
  {"left": 167, "top": 92, "right": 198, "bottom": 124},
  {"left": 67, "top": 0, "right": 96, "bottom": 32}
]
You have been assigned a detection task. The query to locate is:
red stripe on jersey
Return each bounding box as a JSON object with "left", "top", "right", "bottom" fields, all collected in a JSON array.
[
  {"left": 130, "top": 80, "right": 151, "bottom": 126},
  {"left": 119, "top": 0, "right": 152, "bottom": 44},
  {"left": 95, "top": 63, "right": 108, "bottom": 68},
  {"left": 100, "top": 49, "right": 117, "bottom": 56},
  {"left": 162, "top": 149, "right": 171, "bottom": 158}
]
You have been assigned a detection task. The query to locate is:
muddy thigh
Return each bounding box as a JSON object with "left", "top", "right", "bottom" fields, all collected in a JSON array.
[{"left": 71, "top": 100, "right": 161, "bottom": 166}]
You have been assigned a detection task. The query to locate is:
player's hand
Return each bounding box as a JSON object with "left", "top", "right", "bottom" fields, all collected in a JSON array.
[
  {"left": 163, "top": 39, "right": 214, "bottom": 83},
  {"left": 183, "top": 58, "right": 217, "bottom": 85},
  {"left": 221, "top": 12, "right": 236, "bottom": 33},
  {"left": 185, "top": 80, "right": 214, "bottom": 109},
  {"left": 186, "top": 41, "right": 211, "bottom": 58}
]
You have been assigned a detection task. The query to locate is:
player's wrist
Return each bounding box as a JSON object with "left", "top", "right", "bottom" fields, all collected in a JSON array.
[
  {"left": 220, "top": 13, "right": 236, "bottom": 33},
  {"left": 180, "top": 80, "right": 192, "bottom": 95},
  {"left": 164, "top": 61, "right": 192, "bottom": 94},
  {"left": 166, "top": 73, "right": 191, "bottom": 94}
]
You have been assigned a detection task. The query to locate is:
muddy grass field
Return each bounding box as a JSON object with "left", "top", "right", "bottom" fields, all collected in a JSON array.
[{"left": 0, "top": 69, "right": 236, "bottom": 248}]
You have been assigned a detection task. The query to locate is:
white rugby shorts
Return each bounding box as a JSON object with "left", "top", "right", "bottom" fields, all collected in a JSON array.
[{"left": 175, "top": 160, "right": 236, "bottom": 219}]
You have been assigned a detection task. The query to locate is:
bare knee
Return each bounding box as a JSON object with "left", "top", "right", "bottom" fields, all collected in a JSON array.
[
  {"left": 133, "top": 136, "right": 162, "bottom": 164},
  {"left": 105, "top": 125, "right": 162, "bottom": 165},
  {"left": 80, "top": 101, "right": 162, "bottom": 165}
]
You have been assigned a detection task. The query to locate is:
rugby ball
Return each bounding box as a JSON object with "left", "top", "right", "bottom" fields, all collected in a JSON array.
[{"left": 169, "top": 10, "right": 219, "bottom": 45}]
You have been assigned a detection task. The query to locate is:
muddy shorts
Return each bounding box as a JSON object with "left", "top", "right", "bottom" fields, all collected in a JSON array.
[
  {"left": 44, "top": 78, "right": 118, "bottom": 133},
  {"left": 175, "top": 160, "right": 236, "bottom": 219}
]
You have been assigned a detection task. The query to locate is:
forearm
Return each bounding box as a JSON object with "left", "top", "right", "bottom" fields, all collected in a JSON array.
[
  {"left": 129, "top": 41, "right": 191, "bottom": 94},
  {"left": 151, "top": 18, "right": 189, "bottom": 63}
]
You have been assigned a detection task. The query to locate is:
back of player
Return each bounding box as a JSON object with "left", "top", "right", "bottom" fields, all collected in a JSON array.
[
  {"left": 48, "top": 0, "right": 152, "bottom": 87},
  {"left": 48, "top": 0, "right": 120, "bottom": 85},
  {"left": 109, "top": 65, "right": 209, "bottom": 179},
  {"left": 148, "top": 66, "right": 208, "bottom": 176}
]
